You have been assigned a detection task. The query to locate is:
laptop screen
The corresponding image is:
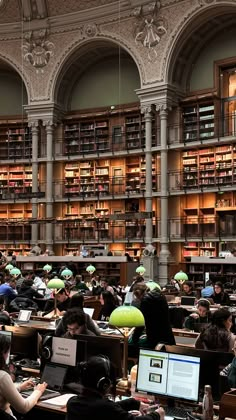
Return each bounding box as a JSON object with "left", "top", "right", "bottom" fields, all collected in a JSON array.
[
  {"left": 18, "top": 310, "right": 32, "bottom": 322},
  {"left": 83, "top": 308, "right": 94, "bottom": 318},
  {"left": 41, "top": 363, "right": 68, "bottom": 391},
  {"left": 181, "top": 296, "right": 196, "bottom": 306},
  {"left": 136, "top": 349, "right": 200, "bottom": 402}
]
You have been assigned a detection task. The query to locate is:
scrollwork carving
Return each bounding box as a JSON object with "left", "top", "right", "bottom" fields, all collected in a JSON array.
[
  {"left": 83, "top": 23, "right": 98, "bottom": 38},
  {"left": 134, "top": 1, "right": 167, "bottom": 62},
  {"left": 23, "top": 29, "right": 55, "bottom": 73}
]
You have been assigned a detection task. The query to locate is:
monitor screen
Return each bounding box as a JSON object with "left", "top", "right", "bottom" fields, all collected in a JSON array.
[
  {"left": 0, "top": 330, "right": 12, "bottom": 365},
  {"left": 4, "top": 326, "right": 39, "bottom": 360},
  {"left": 136, "top": 349, "right": 200, "bottom": 402},
  {"left": 74, "top": 334, "right": 122, "bottom": 377}
]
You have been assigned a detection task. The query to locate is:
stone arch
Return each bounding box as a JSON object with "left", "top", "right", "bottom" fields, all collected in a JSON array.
[
  {"left": 51, "top": 36, "right": 144, "bottom": 109},
  {"left": 0, "top": 53, "right": 30, "bottom": 104},
  {"left": 163, "top": 2, "right": 236, "bottom": 91}
]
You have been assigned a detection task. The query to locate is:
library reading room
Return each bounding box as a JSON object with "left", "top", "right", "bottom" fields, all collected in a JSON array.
[{"left": 0, "top": 1, "right": 236, "bottom": 419}]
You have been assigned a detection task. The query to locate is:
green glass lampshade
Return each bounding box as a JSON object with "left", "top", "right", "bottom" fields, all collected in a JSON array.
[
  {"left": 109, "top": 305, "right": 145, "bottom": 328},
  {"left": 86, "top": 264, "right": 96, "bottom": 275},
  {"left": 9, "top": 267, "right": 21, "bottom": 278},
  {"left": 43, "top": 264, "right": 52, "bottom": 273},
  {"left": 145, "top": 280, "right": 161, "bottom": 291},
  {"left": 174, "top": 270, "right": 188, "bottom": 283},
  {"left": 47, "top": 278, "right": 65, "bottom": 290},
  {"left": 136, "top": 265, "right": 146, "bottom": 276},
  {"left": 5, "top": 264, "right": 14, "bottom": 271},
  {"left": 61, "top": 268, "right": 73, "bottom": 280}
]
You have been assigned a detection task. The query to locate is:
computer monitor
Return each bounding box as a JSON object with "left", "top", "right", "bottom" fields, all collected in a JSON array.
[
  {"left": 165, "top": 345, "right": 234, "bottom": 399},
  {"left": 0, "top": 330, "right": 12, "bottom": 365},
  {"left": 4, "top": 326, "right": 39, "bottom": 360},
  {"left": 136, "top": 348, "right": 200, "bottom": 402},
  {"left": 74, "top": 334, "right": 123, "bottom": 377}
]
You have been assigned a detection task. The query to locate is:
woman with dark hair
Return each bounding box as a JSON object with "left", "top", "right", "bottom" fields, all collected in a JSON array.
[
  {"left": 182, "top": 281, "right": 196, "bottom": 297},
  {"left": 98, "top": 291, "right": 117, "bottom": 321},
  {"left": 210, "top": 281, "right": 230, "bottom": 306},
  {"left": 195, "top": 308, "right": 236, "bottom": 352},
  {"left": 0, "top": 335, "right": 47, "bottom": 417},
  {"left": 55, "top": 293, "right": 100, "bottom": 337}
]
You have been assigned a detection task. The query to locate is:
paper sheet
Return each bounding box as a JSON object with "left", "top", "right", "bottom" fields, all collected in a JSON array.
[{"left": 42, "top": 393, "right": 77, "bottom": 407}]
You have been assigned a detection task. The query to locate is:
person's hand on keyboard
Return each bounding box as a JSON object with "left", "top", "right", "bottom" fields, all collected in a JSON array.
[
  {"left": 35, "top": 382, "right": 48, "bottom": 394},
  {"left": 18, "top": 378, "right": 36, "bottom": 392},
  {"left": 155, "top": 407, "right": 165, "bottom": 420}
]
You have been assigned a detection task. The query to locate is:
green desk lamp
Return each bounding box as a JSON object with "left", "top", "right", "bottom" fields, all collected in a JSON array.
[{"left": 47, "top": 277, "right": 65, "bottom": 318}]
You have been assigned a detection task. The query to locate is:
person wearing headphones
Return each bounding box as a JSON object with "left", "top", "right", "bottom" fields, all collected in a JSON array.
[
  {"left": 184, "top": 299, "right": 211, "bottom": 331},
  {"left": 67, "top": 355, "right": 165, "bottom": 420}
]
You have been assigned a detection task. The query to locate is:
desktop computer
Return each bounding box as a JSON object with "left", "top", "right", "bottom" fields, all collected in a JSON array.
[{"left": 136, "top": 348, "right": 200, "bottom": 418}]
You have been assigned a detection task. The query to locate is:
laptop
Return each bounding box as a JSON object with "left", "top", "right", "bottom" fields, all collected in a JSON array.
[
  {"left": 17, "top": 310, "right": 32, "bottom": 323},
  {"left": 21, "top": 362, "right": 68, "bottom": 401},
  {"left": 180, "top": 296, "right": 196, "bottom": 306}
]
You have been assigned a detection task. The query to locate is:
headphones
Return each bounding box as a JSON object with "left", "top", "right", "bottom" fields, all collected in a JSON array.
[{"left": 80, "top": 355, "right": 111, "bottom": 394}]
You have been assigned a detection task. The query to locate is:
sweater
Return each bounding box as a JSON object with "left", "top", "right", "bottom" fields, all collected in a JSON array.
[
  {"left": 0, "top": 370, "right": 41, "bottom": 416},
  {"left": 67, "top": 393, "right": 160, "bottom": 420}
]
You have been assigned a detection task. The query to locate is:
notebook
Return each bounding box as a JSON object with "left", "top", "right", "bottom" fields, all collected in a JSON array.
[
  {"left": 180, "top": 296, "right": 196, "bottom": 306},
  {"left": 21, "top": 363, "right": 68, "bottom": 401}
]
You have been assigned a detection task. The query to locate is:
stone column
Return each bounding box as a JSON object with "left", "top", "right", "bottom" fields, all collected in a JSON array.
[
  {"left": 157, "top": 104, "right": 170, "bottom": 285},
  {"left": 29, "top": 121, "right": 39, "bottom": 244},
  {"left": 44, "top": 121, "right": 54, "bottom": 253},
  {"left": 142, "top": 106, "right": 153, "bottom": 245}
]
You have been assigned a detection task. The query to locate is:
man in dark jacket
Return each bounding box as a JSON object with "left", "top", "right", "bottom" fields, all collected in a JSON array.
[
  {"left": 67, "top": 355, "right": 164, "bottom": 420},
  {"left": 132, "top": 283, "right": 175, "bottom": 348}
]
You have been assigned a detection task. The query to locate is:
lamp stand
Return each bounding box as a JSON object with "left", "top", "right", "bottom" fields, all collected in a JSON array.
[{"left": 116, "top": 328, "right": 131, "bottom": 394}]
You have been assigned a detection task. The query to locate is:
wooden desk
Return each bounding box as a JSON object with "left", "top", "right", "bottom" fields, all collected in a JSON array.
[{"left": 14, "top": 319, "right": 56, "bottom": 332}]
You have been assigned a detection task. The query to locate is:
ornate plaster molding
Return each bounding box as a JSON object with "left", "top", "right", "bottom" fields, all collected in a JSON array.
[
  {"left": 23, "top": 29, "right": 54, "bottom": 73},
  {"left": 133, "top": 1, "right": 167, "bottom": 62}
]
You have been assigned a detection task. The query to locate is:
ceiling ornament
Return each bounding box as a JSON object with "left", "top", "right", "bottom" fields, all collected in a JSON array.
[
  {"left": 133, "top": 1, "right": 167, "bottom": 62},
  {"left": 83, "top": 23, "right": 98, "bottom": 38},
  {"left": 0, "top": 0, "right": 7, "bottom": 11},
  {"left": 22, "top": 29, "right": 54, "bottom": 73}
]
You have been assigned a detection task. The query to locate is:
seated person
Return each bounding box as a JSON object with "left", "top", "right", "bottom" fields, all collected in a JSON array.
[
  {"left": 181, "top": 281, "right": 196, "bottom": 297},
  {"left": 17, "top": 279, "right": 44, "bottom": 300},
  {"left": 72, "top": 275, "right": 89, "bottom": 292},
  {"left": 61, "top": 308, "right": 95, "bottom": 338},
  {"left": 0, "top": 335, "right": 47, "bottom": 417},
  {"left": 195, "top": 308, "right": 236, "bottom": 352},
  {"left": 43, "top": 287, "right": 71, "bottom": 314},
  {"left": 67, "top": 355, "right": 164, "bottom": 420},
  {"left": 0, "top": 295, "right": 9, "bottom": 316},
  {"left": 55, "top": 293, "right": 100, "bottom": 336},
  {"left": 162, "top": 278, "right": 180, "bottom": 293},
  {"left": 98, "top": 291, "right": 117, "bottom": 321},
  {"left": 184, "top": 299, "right": 211, "bottom": 331},
  {"left": 201, "top": 280, "right": 214, "bottom": 298},
  {"left": 210, "top": 281, "right": 230, "bottom": 306},
  {"left": 221, "top": 340, "right": 236, "bottom": 388}
]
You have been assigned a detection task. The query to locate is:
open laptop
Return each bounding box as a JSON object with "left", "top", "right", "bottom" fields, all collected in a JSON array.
[
  {"left": 180, "top": 296, "right": 196, "bottom": 306},
  {"left": 16, "top": 310, "right": 32, "bottom": 323},
  {"left": 21, "top": 362, "right": 68, "bottom": 401}
]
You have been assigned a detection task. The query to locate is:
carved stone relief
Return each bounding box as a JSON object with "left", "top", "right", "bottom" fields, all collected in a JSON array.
[{"left": 23, "top": 29, "right": 55, "bottom": 73}]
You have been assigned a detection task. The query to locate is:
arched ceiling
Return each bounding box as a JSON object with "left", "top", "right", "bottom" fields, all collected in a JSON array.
[
  {"left": 168, "top": 7, "right": 236, "bottom": 90},
  {"left": 55, "top": 40, "right": 137, "bottom": 109}
]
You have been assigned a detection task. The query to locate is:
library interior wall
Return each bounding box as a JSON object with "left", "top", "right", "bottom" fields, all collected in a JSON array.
[
  {"left": 70, "top": 56, "right": 140, "bottom": 110},
  {"left": 0, "top": 71, "right": 27, "bottom": 115},
  {"left": 190, "top": 28, "right": 236, "bottom": 91}
]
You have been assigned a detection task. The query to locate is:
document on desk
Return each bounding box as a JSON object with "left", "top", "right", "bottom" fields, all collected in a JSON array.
[{"left": 42, "top": 393, "right": 77, "bottom": 407}]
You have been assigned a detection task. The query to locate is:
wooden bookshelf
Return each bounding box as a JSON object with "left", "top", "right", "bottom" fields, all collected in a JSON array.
[
  {"left": 0, "top": 165, "right": 32, "bottom": 199},
  {"left": 0, "top": 121, "right": 32, "bottom": 159},
  {"left": 182, "top": 102, "right": 214, "bottom": 143}
]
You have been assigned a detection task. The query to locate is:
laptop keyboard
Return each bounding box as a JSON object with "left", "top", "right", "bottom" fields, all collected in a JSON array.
[{"left": 164, "top": 406, "right": 187, "bottom": 419}]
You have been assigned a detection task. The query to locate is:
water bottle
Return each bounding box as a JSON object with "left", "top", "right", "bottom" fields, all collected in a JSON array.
[{"left": 202, "top": 385, "right": 214, "bottom": 420}]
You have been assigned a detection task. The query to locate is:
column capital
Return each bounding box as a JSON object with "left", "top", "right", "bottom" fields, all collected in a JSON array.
[
  {"left": 28, "top": 120, "right": 39, "bottom": 130},
  {"left": 155, "top": 103, "right": 172, "bottom": 115},
  {"left": 43, "top": 120, "right": 56, "bottom": 129},
  {"left": 140, "top": 104, "right": 154, "bottom": 117}
]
